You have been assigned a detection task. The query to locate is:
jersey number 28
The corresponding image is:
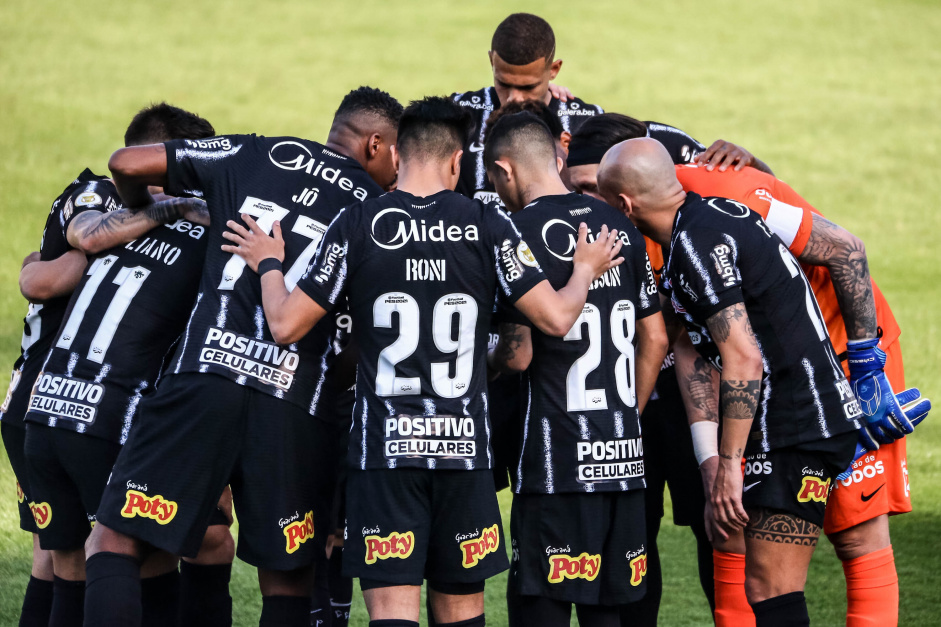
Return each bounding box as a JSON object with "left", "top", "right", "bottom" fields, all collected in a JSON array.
[{"left": 564, "top": 300, "right": 637, "bottom": 411}]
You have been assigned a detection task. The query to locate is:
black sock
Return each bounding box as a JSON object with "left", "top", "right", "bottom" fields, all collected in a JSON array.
[
  {"left": 142, "top": 569, "right": 180, "bottom": 627},
  {"left": 84, "top": 552, "right": 142, "bottom": 627},
  {"left": 311, "top": 561, "right": 332, "bottom": 627},
  {"left": 260, "top": 595, "right": 309, "bottom": 627},
  {"left": 690, "top": 519, "right": 716, "bottom": 611},
  {"left": 179, "top": 562, "right": 232, "bottom": 627},
  {"left": 19, "top": 575, "right": 53, "bottom": 627},
  {"left": 751, "top": 592, "right": 810, "bottom": 627},
  {"left": 574, "top": 604, "right": 618, "bottom": 627},
  {"left": 509, "top": 595, "right": 570, "bottom": 627},
  {"left": 368, "top": 621, "right": 419, "bottom": 627},
  {"left": 327, "top": 548, "right": 351, "bottom": 627},
  {"left": 438, "top": 616, "right": 485, "bottom": 627},
  {"left": 49, "top": 576, "right": 84, "bottom": 627}
]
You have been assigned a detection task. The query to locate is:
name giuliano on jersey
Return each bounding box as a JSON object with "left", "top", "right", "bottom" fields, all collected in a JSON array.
[
  {"left": 662, "top": 193, "right": 861, "bottom": 454},
  {"left": 1, "top": 171, "right": 122, "bottom": 426},
  {"left": 506, "top": 195, "right": 660, "bottom": 494},
  {"left": 24, "top": 220, "right": 207, "bottom": 443},
  {"left": 162, "top": 135, "right": 383, "bottom": 415},
  {"left": 451, "top": 88, "right": 603, "bottom": 208},
  {"left": 297, "top": 189, "right": 546, "bottom": 471}
]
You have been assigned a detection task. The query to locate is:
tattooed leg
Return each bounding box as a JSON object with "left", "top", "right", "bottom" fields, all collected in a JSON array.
[{"left": 743, "top": 508, "right": 819, "bottom": 604}]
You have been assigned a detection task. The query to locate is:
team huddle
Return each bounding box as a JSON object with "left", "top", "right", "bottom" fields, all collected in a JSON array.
[{"left": 1, "top": 12, "right": 932, "bottom": 627}]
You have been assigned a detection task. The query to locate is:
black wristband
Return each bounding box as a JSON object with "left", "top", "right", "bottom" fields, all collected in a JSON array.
[{"left": 257, "top": 258, "right": 283, "bottom": 276}]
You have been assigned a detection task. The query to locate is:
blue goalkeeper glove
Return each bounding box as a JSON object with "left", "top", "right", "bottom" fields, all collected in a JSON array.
[
  {"left": 837, "top": 388, "right": 931, "bottom": 481},
  {"left": 847, "top": 338, "right": 915, "bottom": 445}
]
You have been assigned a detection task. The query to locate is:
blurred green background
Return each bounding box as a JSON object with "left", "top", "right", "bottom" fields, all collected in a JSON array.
[{"left": 1, "top": 0, "right": 939, "bottom": 624}]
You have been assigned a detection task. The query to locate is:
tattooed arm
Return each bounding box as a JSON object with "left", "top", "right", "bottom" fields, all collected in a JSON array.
[
  {"left": 706, "top": 302, "right": 764, "bottom": 534},
  {"left": 488, "top": 323, "right": 533, "bottom": 375},
  {"left": 797, "top": 213, "right": 877, "bottom": 340},
  {"left": 67, "top": 197, "right": 207, "bottom": 254}
]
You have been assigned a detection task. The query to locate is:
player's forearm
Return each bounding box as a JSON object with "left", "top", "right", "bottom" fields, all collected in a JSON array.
[
  {"left": 717, "top": 377, "right": 760, "bottom": 461},
  {"left": 799, "top": 214, "right": 877, "bottom": 340},
  {"left": 488, "top": 323, "right": 532, "bottom": 374},
  {"left": 634, "top": 313, "right": 669, "bottom": 415},
  {"left": 67, "top": 198, "right": 194, "bottom": 254},
  {"left": 260, "top": 271, "right": 299, "bottom": 344},
  {"left": 109, "top": 145, "right": 167, "bottom": 208},
  {"left": 18, "top": 250, "right": 87, "bottom": 303},
  {"left": 675, "top": 333, "right": 719, "bottom": 427},
  {"left": 544, "top": 263, "right": 595, "bottom": 336}
]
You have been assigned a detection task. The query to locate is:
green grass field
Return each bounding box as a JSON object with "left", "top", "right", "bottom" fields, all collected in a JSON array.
[{"left": 1, "top": 0, "right": 940, "bottom": 624}]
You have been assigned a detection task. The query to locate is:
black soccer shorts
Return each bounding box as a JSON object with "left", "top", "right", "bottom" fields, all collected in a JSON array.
[
  {"left": 24, "top": 424, "right": 122, "bottom": 550},
  {"left": 95, "top": 373, "right": 341, "bottom": 570},
  {"left": 742, "top": 431, "right": 857, "bottom": 528},
  {"left": 344, "top": 468, "right": 509, "bottom": 587},
  {"left": 509, "top": 489, "right": 648, "bottom": 606},
  {"left": 1, "top": 422, "right": 39, "bottom": 533}
]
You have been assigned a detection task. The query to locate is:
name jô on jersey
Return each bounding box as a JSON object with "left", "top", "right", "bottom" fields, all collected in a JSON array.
[
  {"left": 199, "top": 327, "right": 299, "bottom": 390},
  {"left": 576, "top": 438, "right": 645, "bottom": 483},
  {"left": 29, "top": 373, "right": 104, "bottom": 423},
  {"left": 405, "top": 258, "right": 446, "bottom": 281},
  {"left": 371, "top": 208, "right": 480, "bottom": 250},
  {"left": 268, "top": 141, "right": 370, "bottom": 200},
  {"left": 384, "top": 415, "right": 476, "bottom": 459}
]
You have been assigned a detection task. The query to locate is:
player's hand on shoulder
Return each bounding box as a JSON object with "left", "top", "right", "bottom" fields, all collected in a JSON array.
[
  {"left": 221, "top": 215, "right": 285, "bottom": 273},
  {"left": 572, "top": 223, "right": 624, "bottom": 280},
  {"left": 548, "top": 82, "right": 573, "bottom": 102},
  {"left": 21, "top": 251, "right": 41, "bottom": 269},
  {"left": 694, "top": 140, "right": 758, "bottom": 172}
]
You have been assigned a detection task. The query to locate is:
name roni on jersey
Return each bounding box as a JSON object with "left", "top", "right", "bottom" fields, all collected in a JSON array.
[
  {"left": 384, "top": 415, "right": 476, "bottom": 459},
  {"left": 29, "top": 373, "right": 104, "bottom": 423},
  {"left": 199, "top": 327, "right": 299, "bottom": 390},
  {"left": 576, "top": 438, "right": 645, "bottom": 483}
]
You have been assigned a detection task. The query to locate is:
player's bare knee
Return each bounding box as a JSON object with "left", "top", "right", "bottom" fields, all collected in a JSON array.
[
  {"left": 189, "top": 524, "right": 235, "bottom": 565},
  {"left": 829, "top": 515, "right": 891, "bottom": 561},
  {"left": 85, "top": 523, "right": 143, "bottom": 560},
  {"left": 257, "top": 566, "right": 313, "bottom": 597}
]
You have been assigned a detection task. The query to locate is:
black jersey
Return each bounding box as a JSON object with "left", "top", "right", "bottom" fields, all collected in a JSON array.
[
  {"left": 1, "top": 170, "right": 122, "bottom": 426},
  {"left": 505, "top": 195, "right": 660, "bottom": 494},
  {"left": 662, "top": 193, "right": 861, "bottom": 454},
  {"left": 451, "top": 87, "right": 604, "bottom": 208},
  {"left": 161, "top": 135, "right": 383, "bottom": 415},
  {"left": 24, "top": 220, "right": 207, "bottom": 442},
  {"left": 645, "top": 122, "right": 706, "bottom": 165},
  {"left": 297, "top": 189, "right": 546, "bottom": 471}
]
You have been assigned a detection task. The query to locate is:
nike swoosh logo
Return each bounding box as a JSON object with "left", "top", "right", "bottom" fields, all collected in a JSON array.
[
  {"left": 468, "top": 142, "right": 485, "bottom": 153},
  {"left": 744, "top": 482, "right": 761, "bottom": 492},
  {"left": 861, "top": 484, "right": 885, "bottom": 502}
]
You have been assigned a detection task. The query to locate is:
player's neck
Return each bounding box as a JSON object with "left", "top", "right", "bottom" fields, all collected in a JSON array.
[
  {"left": 650, "top": 195, "right": 687, "bottom": 246},
  {"left": 396, "top": 162, "right": 453, "bottom": 198},
  {"left": 324, "top": 130, "right": 363, "bottom": 166},
  {"left": 519, "top": 162, "right": 570, "bottom": 208}
]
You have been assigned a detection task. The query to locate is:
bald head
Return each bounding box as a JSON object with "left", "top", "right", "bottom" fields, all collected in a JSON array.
[{"left": 597, "top": 138, "right": 686, "bottom": 243}]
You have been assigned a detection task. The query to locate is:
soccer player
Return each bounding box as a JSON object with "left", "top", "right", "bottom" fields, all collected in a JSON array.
[
  {"left": 598, "top": 138, "right": 860, "bottom": 627},
  {"left": 23, "top": 192, "right": 208, "bottom": 624},
  {"left": 217, "top": 96, "right": 624, "bottom": 626},
  {"left": 566, "top": 114, "right": 720, "bottom": 623},
  {"left": 1, "top": 103, "right": 217, "bottom": 627},
  {"left": 82, "top": 86, "right": 403, "bottom": 627},
  {"left": 666, "top": 162, "right": 929, "bottom": 627},
  {"left": 484, "top": 112, "right": 669, "bottom": 626}
]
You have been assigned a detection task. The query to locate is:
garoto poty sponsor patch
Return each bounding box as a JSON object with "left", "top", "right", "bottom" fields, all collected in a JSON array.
[
  {"left": 199, "top": 327, "right": 299, "bottom": 390},
  {"left": 575, "top": 438, "right": 644, "bottom": 482},
  {"left": 29, "top": 373, "right": 104, "bottom": 423},
  {"left": 384, "top": 414, "right": 476, "bottom": 459}
]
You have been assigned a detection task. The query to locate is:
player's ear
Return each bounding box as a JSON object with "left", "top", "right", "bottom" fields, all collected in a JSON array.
[
  {"left": 548, "top": 58, "right": 562, "bottom": 81},
  {"left": 391, "top": 144, "right": 400, "bottom": 172},
  {"left": 492, "top": 159, "right": 513, "bottom": 183},
  {"left": 367, "top": 133, "right": 382, "bottom": 160},
  {"left": 617, "top": 194, "right": 634, "bottom": 217},
  {"left": 556, "top": 156, "right": 564, "bottom": 174},
  {"left": 450, "top": 149, "right": 463, "bottom": 176},
  {"left": 488, "top": 50, "right": 496, "bottom": 69},
  {"left": 560, "top": 131, "right": 572, "bottom": 152}
]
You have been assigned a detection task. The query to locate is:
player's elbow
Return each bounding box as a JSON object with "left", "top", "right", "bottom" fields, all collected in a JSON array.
[
  {"left": 19, "top": 271, "right": 50, "bottom": 303},
  {"left": 504, "top": 346, "right": 533, "bottom": 373},
  {"left": 536, "top": 313, "right": 575, "bottom": 338},
  {"left": 108, "top": 147, "right": 136, "bottom": 180},
  {"left": 269, "top": 318, "right": 305, "bottom": 346}
]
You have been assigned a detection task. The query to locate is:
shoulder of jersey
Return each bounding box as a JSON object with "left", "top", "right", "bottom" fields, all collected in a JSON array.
[
  {"left": 451, "top": 87, "right": 496, "bottom": 113},
  {"left": 556, "top": 96, "right": 603, "bottom": 114}
]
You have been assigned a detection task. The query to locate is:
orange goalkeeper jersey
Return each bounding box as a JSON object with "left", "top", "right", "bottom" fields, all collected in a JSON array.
[{"left": 672, "top": 163, "right": 900, "bottom": 357}]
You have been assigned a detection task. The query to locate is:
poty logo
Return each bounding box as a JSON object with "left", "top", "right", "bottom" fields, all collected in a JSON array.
[
  {"left": 29, "top": 502, "right": 51, "bottom": 529},
  {"left": 364, "top": 531, "right": 415, "bottom": 564},
  {"left": 797, "top": 476, "right": 831, "bottom": 503},
  {"left": 370, "top": 208, "right": 479, "bottom": 250},
  {"left": 629, "top": 553, "right": 648, "bottom": 586},
  {"left": 121, "top": 490, "right": 177, "bottom": 524},
  {"left": 460, "top": 524, "right": 500, "bottom": 568},
  {"left": 547, "top": 553, "right": 601, "bottom": 583},
  {"left": 283, "top": 511, "right": 314, "bottom": 554},
  {"left": 16, "top": 481, "right": 24, "bottom": 504}
]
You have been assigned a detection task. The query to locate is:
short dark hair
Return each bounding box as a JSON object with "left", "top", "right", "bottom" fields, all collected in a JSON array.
[
  {"left": 491, "top": 13, "right": 555, "bottom": 65},
  {"left": 567, "top": 113, "right": 647, "bottom": 167},
  {"left": 484, "top": 100, "right": 564, "bottom": 144},
  {"left": 334, "top": 86, "right": 404, "bottom": 129},
  {"left": 483, "top": 111, "right": 556, "bottom": 171},
  {"left": 124, "top": 103, "right": 215, "bottom": 146},
  {"left": 396, "top": 96, "right": 473, "bottom": 162}
]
